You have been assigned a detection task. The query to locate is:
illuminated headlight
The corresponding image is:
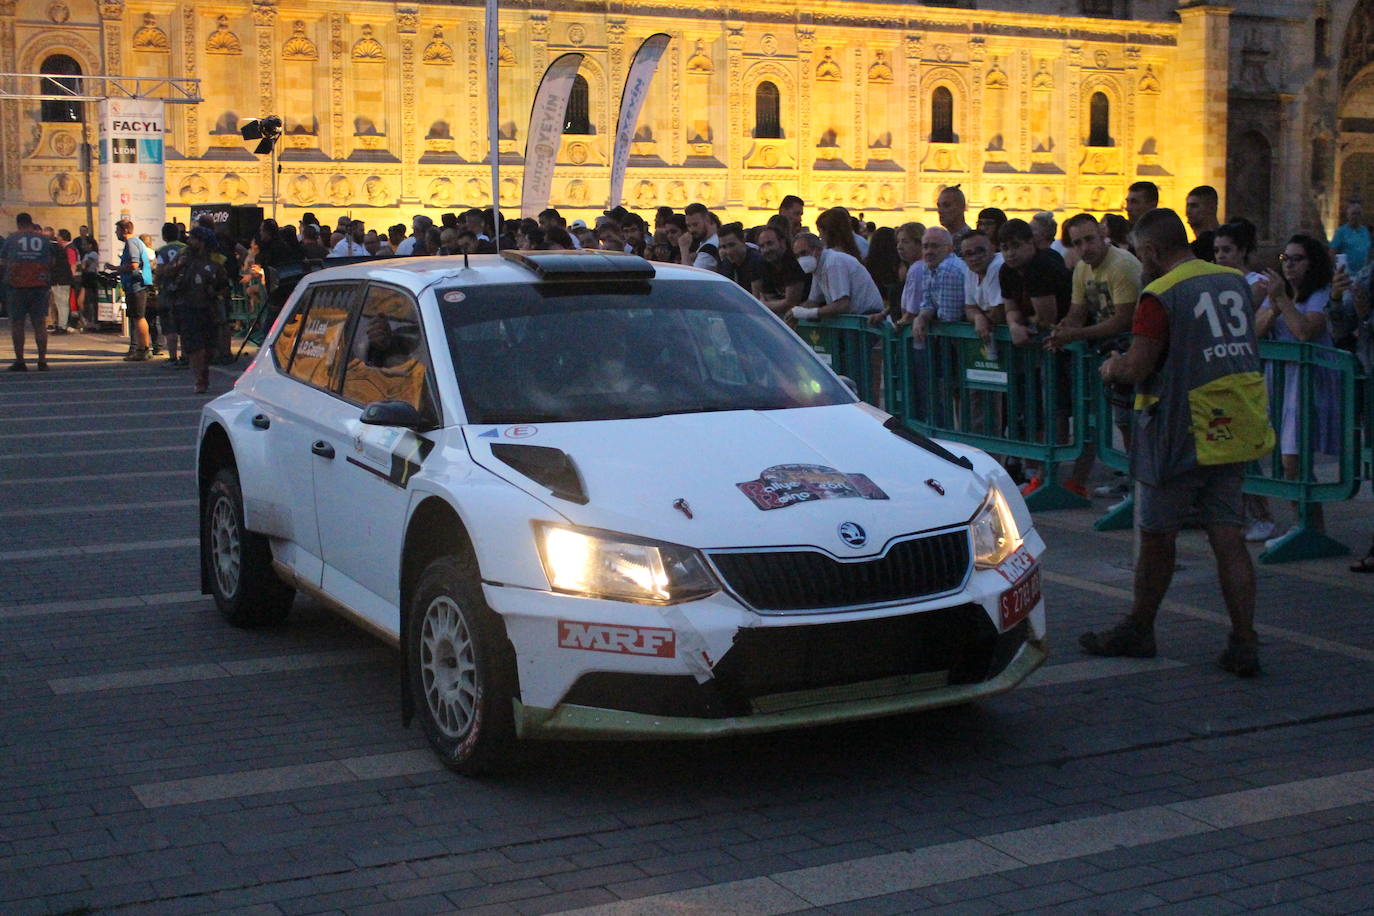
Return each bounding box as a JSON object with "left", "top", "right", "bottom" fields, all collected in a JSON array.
[
  {"left": 535, "top": 524, "right": 719, "bottom": 604},
  {"left": 970, "top": 487, "right": 1021, "bottom": 568}
]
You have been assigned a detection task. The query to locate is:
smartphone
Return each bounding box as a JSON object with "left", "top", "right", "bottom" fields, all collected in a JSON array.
[{"left": 1335, "top": 253, "right": 1349, "bottom": 274}]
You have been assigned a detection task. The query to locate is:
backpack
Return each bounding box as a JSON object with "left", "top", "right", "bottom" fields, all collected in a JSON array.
[{"left": 50, "top": 244, "right": 74, "bottom": 285}]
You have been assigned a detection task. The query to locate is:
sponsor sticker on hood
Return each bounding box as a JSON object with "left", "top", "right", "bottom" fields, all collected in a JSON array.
[{"left": 736, "top": 463, "right": 888, "bottom": 511}]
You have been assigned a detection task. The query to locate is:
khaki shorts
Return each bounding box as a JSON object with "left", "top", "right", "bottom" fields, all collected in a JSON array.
[{"left": 1137, "top": 464, "right": 1245, "bottom": 534}]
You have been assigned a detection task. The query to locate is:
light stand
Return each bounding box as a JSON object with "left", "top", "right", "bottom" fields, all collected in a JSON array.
[{"left": 240, "top": 115, "right": 283, "bottom": 219}]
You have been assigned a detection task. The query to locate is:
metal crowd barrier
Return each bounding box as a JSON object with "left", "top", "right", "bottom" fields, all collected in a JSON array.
[{"left": 802, "top": 316, "right": 1365, "bottom": 564}]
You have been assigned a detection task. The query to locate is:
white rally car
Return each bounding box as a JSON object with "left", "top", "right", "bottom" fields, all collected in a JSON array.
[{"left": 197, "top": 251, "right": 1046, "bottom": 773}]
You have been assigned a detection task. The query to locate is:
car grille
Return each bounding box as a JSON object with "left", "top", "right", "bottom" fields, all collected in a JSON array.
[{"left": 709, "top": 529, "right": 971, "bottom": 612}]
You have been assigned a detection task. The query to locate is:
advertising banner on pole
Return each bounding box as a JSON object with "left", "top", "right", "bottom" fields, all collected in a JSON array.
[
  {"left": 484, "top": 0, "right": 502, "bottom": 248},
  {"left": 521, "top": 52, "right": 584, "bottom": 218},
  {"left": 97, "top": 98, "right": 165, "bottom": 262},
  {"left": 609, "top": 33, "right": 671, "bottom": 210}
]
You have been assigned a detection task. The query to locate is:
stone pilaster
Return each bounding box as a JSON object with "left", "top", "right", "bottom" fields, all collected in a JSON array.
[
  {"left": 466, "top": 21, "right": 481, "bottom": 162},
  {"left": 398, "top": 7, "right": 418, "bottom": 202},
  {"left": 1, "top": 0, "right": 19, "bottom": 196},
  {"left": 1176, "top": 4, "right": 1231, "bottom": 213},
  {"left": 668, "top": 32, "right": 682, "bottom": 165},
  {"left": 904, "top": 32, "right": 921, "bottom": 206},
  {"left": 530, "top": 14, "right": 548, "bottom": 78},
  {"left": 726, "top": 23, "right": 744, "bottom": 206},
  {"left": 1017, "top": 49, "right": 1030, "bottom": 173},
  {"left": 328, "top": 14, "right": 345, "bottom": 161},
  {"left": 852, "top": 46, "right": 864, "bottom": 170},
  {"left": 797, "top": 23, "right": 814, "bottom": 205},
  {"left": 181, "top": 7, "right": 199, "bottom": 158},
  {"left": 1066, "top": 42, "right": 1083, "bottom": 208},
  {"left": 252, "top": 0, "right": 278, "bottom": 198}
]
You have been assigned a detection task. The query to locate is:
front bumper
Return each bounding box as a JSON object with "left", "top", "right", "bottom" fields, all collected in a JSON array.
[{"left": 513, "top": 638, "right": 1047, "bottom": 740}]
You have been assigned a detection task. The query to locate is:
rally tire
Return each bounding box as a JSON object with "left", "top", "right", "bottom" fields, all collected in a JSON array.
[
  {"left": 202, "top": 466, "right": 295, "bottom": 627},
  {"left": 407, "top": 555, "right": 517, "bottom": 775}
]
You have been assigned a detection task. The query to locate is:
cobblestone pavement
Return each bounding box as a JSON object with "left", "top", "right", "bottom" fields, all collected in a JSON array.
[{"left": 3, "top": 324, "right": 1373, "bottom": 915}]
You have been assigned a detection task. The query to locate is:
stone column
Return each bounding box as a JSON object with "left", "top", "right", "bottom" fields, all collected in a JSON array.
[
  {"left": 725, "top": 23, "right": 744, "bottom": 208},
  {"left": 968, "top": 37, "right": 985, "bottom": 206},
  {"left": 328, "top": 13, "right": 346, "bottom": 161},
  {"left": 852, "top": 46, "right": 864, "bottom": 170},
  {"left": 904, "top": 32, "right": 921, "bottom": 207},
  {"left": 1123, "top": 45, "right": 1140, "bottom": 182},
  {"left": 181, "top": 7, "right": 199, "bottom": 159},
  {"left": 252, "top": 0, "right": 278, "bottom": 196},
  {"left": 1176, "top": 4, "right": 1231, "bottom": 213},
  {"left": 1, "top": 0, "right": 20, "bottom": 198},
  {"left": 797, "top": 24, "right": 814, "bottom": 205},
  {"left": 1017, "top": 49, "right": 1030, "bottom": 173},
  {"left": 668, "top": 33, "right": 682, "bottom": 165},
  {"left": 466, "top": 21, "right": 481, "bottom": 163},
  {"left": 397, "top": 6, "right": 419, "bottom": 203},
  {"left": 1066, "top": 42, "right": 1083, "bottom": 209}
]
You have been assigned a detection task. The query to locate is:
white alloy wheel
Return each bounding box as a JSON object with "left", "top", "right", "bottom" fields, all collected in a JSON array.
[
  {"left": 209, "top": 493, "right": 242, "bottom": 598},
  {"left": 420, "top": 595, "right": 479, "bottom": 739}
]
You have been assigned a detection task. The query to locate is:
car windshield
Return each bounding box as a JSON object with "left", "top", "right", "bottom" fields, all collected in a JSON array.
[{"left": 438, "top": 279, "right": 854, "bottom": 424}]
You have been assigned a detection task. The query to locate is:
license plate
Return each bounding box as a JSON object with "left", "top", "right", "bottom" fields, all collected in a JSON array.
[{"left": 999, "top": 566, "right": 1041, "bottom": 630}]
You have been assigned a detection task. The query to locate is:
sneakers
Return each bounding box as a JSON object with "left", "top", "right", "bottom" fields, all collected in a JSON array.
[
  {"left": 1078, "top": 618, "right": 1157, "bottom": 658},
  {"left": 1264, "top": 526, "right": 1300, "bottom": 551},
  {"left": 1244, "top": 519, "right": 1276, "bottom": 543},
  {"left": 124, "top": 348, "right": 151, "bottom": 362},
  {"left": 1062, "top": 480, "right": 1089, "bottom": 498},
  {"left": 1217, "top": 634, "right": 1261, "bottom": 677},
  {"left": 1093, "top": 482, "right": 1130, "bottom": 499},
  {"left": 36, "top": 360, "right": 48, "bottom": 372},
  {"left": 1020, "top": 476, "right": 1043, "bottom": 497},
  {"left": 7, "top": 360, "right": 27, "bottom": 372}
]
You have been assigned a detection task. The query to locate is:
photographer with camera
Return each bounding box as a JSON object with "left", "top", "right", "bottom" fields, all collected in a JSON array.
[{"left": 1048, "top": 213, "right": 1143, "bottom": 500}]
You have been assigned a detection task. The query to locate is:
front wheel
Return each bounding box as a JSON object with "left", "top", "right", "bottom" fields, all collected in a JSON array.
[
  {"left": 407, "top": 555, "right": 516, "bottom": 775},
  {"left": 202, "top": 466, "right": 295, "bottom": 627}
]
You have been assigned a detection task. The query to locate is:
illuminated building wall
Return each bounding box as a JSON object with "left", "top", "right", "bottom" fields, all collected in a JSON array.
[{"left": 0, "top": 0, "right": 1347, "bottom": 239}]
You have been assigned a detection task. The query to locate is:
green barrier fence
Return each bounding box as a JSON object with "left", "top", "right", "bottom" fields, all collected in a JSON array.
[{"left": 803, "top": 316, "right": 1365, "bottom": 563}]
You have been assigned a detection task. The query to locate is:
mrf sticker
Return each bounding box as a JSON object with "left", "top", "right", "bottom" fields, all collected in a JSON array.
[{"left": 736, "top": 464, "right": 888, "bottom": 511}]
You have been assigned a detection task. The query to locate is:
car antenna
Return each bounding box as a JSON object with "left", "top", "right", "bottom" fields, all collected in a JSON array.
[{"left": 463, "top": 250, "right": 469, "bottom": 269}]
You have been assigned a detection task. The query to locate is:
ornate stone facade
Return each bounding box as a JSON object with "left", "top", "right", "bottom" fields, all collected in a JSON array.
[{"left": 0, "top": 0, "right": 1344, "bottom": 240}]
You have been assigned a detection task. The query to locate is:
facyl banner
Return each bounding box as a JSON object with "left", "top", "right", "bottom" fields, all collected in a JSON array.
[
  {"left": 97, "top": 98, "right": 165, "bottom": 261},
  {"left": 609, "top": 33, "right": 671, "bottom": 210},
  {"left": 521, "top": 53, "right": 585, "bottom": 218}
]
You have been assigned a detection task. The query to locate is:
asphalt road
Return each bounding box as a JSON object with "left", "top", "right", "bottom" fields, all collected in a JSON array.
[{"left": 3, "top": 325, "right": 1373, "bottom": 915}]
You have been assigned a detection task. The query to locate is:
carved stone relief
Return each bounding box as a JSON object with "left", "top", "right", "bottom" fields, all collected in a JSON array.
[
  {"left": 47, "top": 2, "right": 68, "bottom": 24},
  {"left": 219, "top": 173, "right": 250, "bottom": 204},
  {"left": 289, "top": 174, "right": 318, "bottom": 205},
  {"left": 1138, "top": 64, "right": 1160, "bottom": 94},
  {"left": 497, "top": 29, "right": 515, "bottom": 66},
  {"left": 207, "top": 16, "right": 242, "bottom": 55},
  {"left": 815, "top": 47, "right": 840, "bottom": 80},
  {"left": 985, "top": 57, "right": 1008, "bottom": 89},
  {"left": 132, "top": 13, "right": 169, "bottom": 52},
  {"left": 283, "top": 22, "right": 318, "bottom": 61},
  {"left": 868, "top": 50, "right": 893, "bottom": 83},
  {"left": 353, "top": 25, "right": 385, "bottom": 61},
  {"left": 686, "top": 39, "right": 712, "bottom": 73},
  {"left": 49, "top": 172, "right": 81, "bottom": 204},
  {"left": 364, "top": 175, "right": 390, "bottom": 205},
  {"left": 428, "top": 176, "right": 454, "bottom": 205}
]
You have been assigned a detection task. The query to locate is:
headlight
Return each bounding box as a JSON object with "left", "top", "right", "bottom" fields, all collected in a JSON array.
[
  {"left": 970, "top": 486, "right": 1021, "bottom": 568},
  {"left": 535, "top": 523, "right": 720, "bottom": 604}
]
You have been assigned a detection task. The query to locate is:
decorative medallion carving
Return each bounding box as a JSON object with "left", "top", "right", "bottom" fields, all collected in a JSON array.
[
  {"left": 49, "top": 172, "right": 81, "bottom": 205},
  {"left": 423, "top": 26, "right": 452, "bottom": 64},
  {"left": 566, "top": 23, "right": 586, "bottom": 46},
  {"left": 353, "top": 24, "right": 384, "bottom": 61},
  {"left": 868, "top": 50, "right": 893, "bottom": 83},
  {"left": 1032, "top": 60, "right": 1053, "bottom": 90},
  {"left": 633, "top": 180, "right": 657, "bottom": 208},
  {"left": 251, "top": 0, "right": 277, "bottom": 28},
  {"left": 563, "top": 178, "right": 589, "bottom": 206},
  {"left": 696, "top": 180, "right": 716, "bottom": 202},
  {"left": 219, "top": 173, "right": 250, "bottom": 204},
  {"left": 50, "top": 130, "right": 77, "bottom": 157},
  {"left": 815, "top": 47, "right": 840, "bottom": 81},
  {"left": 1094, "top": 50, "right": 1110, "bottom": 69},
  {"left": 207, "top": 16, "right": 242, "bottom": 55},
  {"left": 464, "top": 177, "right": 486, "bottom": 204},
  {"left": 289, "top": 174, "right": 317, "bottom": 205},
  {"left": 686, "top": 39, "right": 712, "bottom": 73},
  {"left": 363, "top": 175, "right": 389, "bottom": 205},
  {"left": 758, "top": 182, "right": 777, "bottom": 209},
  {"left": 132, "top": 13, "right": 169, "bottom": 52},
  {"left": 395, "top": 6, "right": 418, "bottom": 34},
  {"left": 851, "top": 183, "right": 869, "bottom": 208},
  {"left": 985, "top": 57, "right": 1008, "bottom": 89},
  {"left": 179, "top": 173, "right": 210, "bottom": 203},
  {"left": 283, "top": 22, "right": 317, "bottom": 61},
  {"left": 933, "top": 44, "right": 952, "bottom": 63},
  {"left": 327, "top": 174, "right": 353, "bottom": 206},
  {"left": 666, "top": 180, "right": 686, "bottom": 206},
  {"left": 500, "top": 177, "right": 518, "bottom": 206},
  {"left": 877, "top": 183, "right": 897, "bottom": 208},
  {"left": 1138, "top": 64, "right": 1160, "bottom": 94},
  {"left": 47, "top": 2, "right": 69, "bottom": 24},
  {"left": 760, "top": 33, "right": 777, "bottom": 56}
]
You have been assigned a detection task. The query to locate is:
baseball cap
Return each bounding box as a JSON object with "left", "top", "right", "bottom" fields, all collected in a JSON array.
[{"left": 571, "top": 219, "right": 587, "bottom": 229}]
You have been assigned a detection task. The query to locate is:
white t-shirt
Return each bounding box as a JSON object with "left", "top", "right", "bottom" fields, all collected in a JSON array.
[
  {"left": 815, "top": 249, "right": 884, "bottom": 314},
  {"left": 329, "top": 238, "right": 368, "bottom": 258},
  {"left": 853, "top": 233, "right": 870, "bottom": 258},
  {"left": 395, "top": 236, "right": 418, "bottom": 256},
  {"left": 692, "top": 233, "right": 721, "bottom": 272},
  {"left": 965, "top": 253, "right": 1004, "bottom": 312}
]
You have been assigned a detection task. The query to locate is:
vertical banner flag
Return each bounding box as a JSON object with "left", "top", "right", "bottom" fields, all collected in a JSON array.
[
  {"left": 520, "top": 52, "right": 585, "bottom": 218},
  {"left": 484, "top": 0, "right": 502, "bottom": 249},
  {"left": 609, "top": 33, "right": 671, "bottom": 210},
  {"left": 97, "top": 98, "right": 166, "bottom": 262}
]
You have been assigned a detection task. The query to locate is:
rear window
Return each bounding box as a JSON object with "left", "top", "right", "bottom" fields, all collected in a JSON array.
[{"left": 438, "top": 279, "right": 853, "bottom": 425}]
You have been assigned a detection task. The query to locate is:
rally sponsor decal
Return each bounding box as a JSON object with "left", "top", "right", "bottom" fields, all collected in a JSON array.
[
  {"left": 504, "top": 425, "right": 538, "bottom": 439},
  {"left": 736, "top": 464, "right": 888, "bottom": 511},
  {"left": 557, "top": 620, "right": 676, "bottom": 658},
  {"left": 999, "top": 564, "right": 1041, "bottom": 631},
  {"left": 345, "top": 428, "right": 434, "bottom": 488}
]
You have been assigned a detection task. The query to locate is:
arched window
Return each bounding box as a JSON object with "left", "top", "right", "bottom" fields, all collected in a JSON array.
[
  {"left": 930, "top": 86, "right": 954, "bottom": 143},
  {"left": 754, "top": 81, "right": 781, "bottom": 139},
  {"left": 40, "top": 55, "right": 83, "bottom": 124},
  {"left": 563, "top": 74, "right": 591, "bottom": 135},
  {"left": 1088, "top": 91, "right": 1112, "bottom": 147}
]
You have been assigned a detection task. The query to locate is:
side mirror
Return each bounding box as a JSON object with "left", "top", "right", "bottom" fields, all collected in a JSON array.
[
  {"left": 360, "top": 400, "right": 425, "bottom": 429},
  {"left": 837, "top": 375, "right": 860, "bottom": 395}
]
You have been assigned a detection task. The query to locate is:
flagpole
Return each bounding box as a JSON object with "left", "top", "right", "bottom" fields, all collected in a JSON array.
[{"left": 485, "top": 0, "right": 501, "bottom": 251}]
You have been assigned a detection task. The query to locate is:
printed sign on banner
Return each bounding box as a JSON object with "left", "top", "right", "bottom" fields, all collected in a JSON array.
[
  {"left": 608, "top": 34, "right": 671, "bottom": 210},
  {"left": 97, "top": 98, "right": 166, "bottom": 262}
]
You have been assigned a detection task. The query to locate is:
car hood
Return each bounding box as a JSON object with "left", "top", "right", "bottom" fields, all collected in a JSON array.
[{"left": 463, "top": 404, "right": 989, "bottom": 555}]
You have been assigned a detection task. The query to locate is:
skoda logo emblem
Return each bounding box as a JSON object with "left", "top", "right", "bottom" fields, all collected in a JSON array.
[{"left": 837, "top": 522, "right": 867, "bottom": 548}]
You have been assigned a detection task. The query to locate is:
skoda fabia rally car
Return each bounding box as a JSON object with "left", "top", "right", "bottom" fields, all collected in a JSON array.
[{"left": 197, "top": 251, "right": 1046, "bottom": 773}]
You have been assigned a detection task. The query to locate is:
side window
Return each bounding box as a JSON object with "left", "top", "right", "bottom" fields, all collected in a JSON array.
[
  {"left": 288, "top": 284, "right": 355, "bottom": 390},
  {"left": 271, "top": 292, "right": 306, "bottom": 369},
  {"left": 340, "top": 284, "right": 430, "bottom": 410}
]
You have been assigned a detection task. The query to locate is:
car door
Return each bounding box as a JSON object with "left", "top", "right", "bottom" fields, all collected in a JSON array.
[
  {"left": 246, "top": 281, "right": 360, "bottom": 587},
  {"left": 313, "top": 282, "right": 440, "bottom": 636}
]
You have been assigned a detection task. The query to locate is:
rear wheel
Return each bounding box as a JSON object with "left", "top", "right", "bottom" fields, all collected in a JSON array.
[
  {"left": 202, "top": 465, "right": 294, "bottom": 627},
  {"left": 407, "top": 555, "right": 516, "bottom": 774}
]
